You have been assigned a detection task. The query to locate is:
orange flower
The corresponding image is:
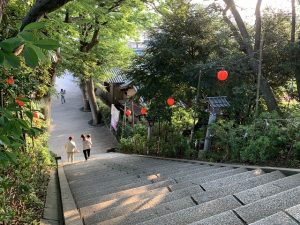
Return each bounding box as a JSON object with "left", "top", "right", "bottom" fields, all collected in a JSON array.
[
  {"left": 15, "top": 99, "right": 25, "bottom": 107},
  {"left": 7, "top": 76, "right": 14, "bottom": 85},
  {"left": 33, "top": 111, "right": 39, "bottom": 119}
]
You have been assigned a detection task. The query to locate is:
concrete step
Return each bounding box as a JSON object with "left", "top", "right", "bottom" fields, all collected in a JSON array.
[
  {"left": 285, "top": 203, "right": 300, "bottom": 222},
  {"left": 249, "top": 211, "right": 299, "bottom": 225},
  {"left": 96, "top": 197, "right": 197, "bottom": 225},
  {"left": 69, "top": 173, "right": 142, "bottom": 188},
  {"left": 234, "top": 186, "right": 300, "bottom": 224},
  {"left": 201, "top": 169, "right": 264, "bottom": 190},
  {"left": 174, "top": 166, "right": 233, "bottom": 183},
  {"left": 190, "top": 167, "right": 248, "bottom": 185},
  {"left": 136, "top": 195, "right": 241, "bottom": 225},
  {"left": 235, "top": 173, "right": 300, "bottom": 204},
  {"left": 83, "top": 187, "right": 171, "bottom": 224},
  {"left": 188, "top": 211, "right": 244, "bottom": 225},
  {"left": 192, "top": 171, "right": 285, "bottom": 205},
  {"left": 75, "top": 179, "right": 153, "bottom": 201},
  {"left": 77, "top": 179, "right": 175, "bottom": 208},
  {"left": 80, "top": 184, "right": 203, "bottom": 218},
  {"left": 72, "top": 165, "right": 213, "bottom": 195},
  {"left": 155, "top": 165, "right": 215, "bottom": 179}
]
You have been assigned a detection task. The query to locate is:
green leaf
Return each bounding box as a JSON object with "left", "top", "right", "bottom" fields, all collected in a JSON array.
[
  {"left": 28, "top": 127, "right": 43, "bottom": 137},
  {"left": 23, "top": 46, "right": 39, "bottom": 67},
  {"left": 16, "top": 119, "right": 30, "bottom": 130},
  {"left": 18, "top": 31, "right": 36, "bottom": 42},
  {"left": 23, "top": 21, "right": 46, "bottom": 31},
  {"left": 0, "top": 37, "right": 23, "bottom": 52},
  {"left": 25, "top": 111, "right": 34, "bottom": 120},
  {"left": 30, "top": 45, "right": 47, "bottom": 62},
  {"left": 0, "top": 135, "right": 10, "bottom": 145},
  {"left": 34, "top": 39, "right": 60, "bottom": 50},
  {"left": 0, "top": 51, "right": 4, "bottom": 64},
  {"left": 17, "top": 97, "right": 30, "bottom": 102},
  {"left": 4, "top": 53, "right": 20, "bottom": 68}
]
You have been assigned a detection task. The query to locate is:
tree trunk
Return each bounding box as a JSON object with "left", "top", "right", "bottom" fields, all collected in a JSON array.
[
  {"left": 223, "top": 0, "right": 280, "bottom": 112},
  {"left": 86, "top": 76, "right": 101, "bottom": 125},
  {"left": 0, "top": 0, "right": 8, "bottom": 24},
  {"left": 291, "top": 0, "right": 296, "bottom": 42},
  {"left": 80, "top": 80, "right": 91, "bottom": 112},
  {"left": 42, "top": 71, "right": 56, "bottom": 123},
  {"left": 295, "top": 67, "right": 300, "bottom": 100}
]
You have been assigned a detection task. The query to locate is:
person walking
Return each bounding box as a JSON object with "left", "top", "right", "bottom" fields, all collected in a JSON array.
[
  {"left": 81, "top": 134, "right": 92, "bottom": 160},
  {"left": 60, "top": 89, "right": 66, "bottom": 104},
  {"left": 64, "top": 136, "right": 76, "bottom": 163},
  {"left": 86, "top": 134, "right": 92, "bottom": 158}
]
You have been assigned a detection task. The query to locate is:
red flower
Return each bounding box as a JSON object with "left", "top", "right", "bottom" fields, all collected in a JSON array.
[
  {"left": 7, "top": 76, "right": 14, "bottom": 85},
  {"left": 15, "top": 99, "right": 25, "bottom": 107}
]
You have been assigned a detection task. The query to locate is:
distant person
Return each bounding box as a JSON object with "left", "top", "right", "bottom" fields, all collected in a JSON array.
[
  {"left": 60, "top": 89, "right": 66, "bottom": 104},
  {"left": 81, "top": 134, "right": 92, "bottom": 160},
  {"left": 64, "top": 136, "right": 76, "bottom": 163},
  {"left": 86, "top": 134, "right": 92, "bottom": 158}
]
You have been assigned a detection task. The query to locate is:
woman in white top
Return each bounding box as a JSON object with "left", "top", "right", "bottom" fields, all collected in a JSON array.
[
  {"left": 86, "top": 134, "right": 92, "bottom": 158},
  {"left": 64, "top": 136, "right": 76, "bottom": 163},
  {"left": 81, "top": 134, "right": 92, "bottom": 160}
]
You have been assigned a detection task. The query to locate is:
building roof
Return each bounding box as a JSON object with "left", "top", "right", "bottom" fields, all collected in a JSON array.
[
  {"left": 207, "top": 96, "right": 230, "bottom": 109},
  {"left": 104, "top": 68, "right": 129, "bottom": 84}
]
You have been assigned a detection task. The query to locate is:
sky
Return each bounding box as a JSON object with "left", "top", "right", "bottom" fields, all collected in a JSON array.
[{"left": 192, "top": 0, "right": 293, "bottom": 24}]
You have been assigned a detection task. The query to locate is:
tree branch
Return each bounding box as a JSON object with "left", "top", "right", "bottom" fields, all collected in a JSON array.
[
  {"left": 291, "top": 0, "right": 296, "bottom": 42},
  {"left": 223, "top": 0, "right": 253, "bottom": 56},
  {"left": 0, "top": 0, "right": 8, "bottom": 24},
  {"left": 21, "top": 0, "right": 73, "bottom": 30},
  {"left": 254, "top": 0, "right": 262, "bottom": 54},
  {"left": 222, "top": 6, "right": 246, "bottom": 53}
]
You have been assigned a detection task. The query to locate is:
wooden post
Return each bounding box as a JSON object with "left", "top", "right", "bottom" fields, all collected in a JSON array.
[{"left": 203, "top": 112, "right": 217, "bottom": 152}]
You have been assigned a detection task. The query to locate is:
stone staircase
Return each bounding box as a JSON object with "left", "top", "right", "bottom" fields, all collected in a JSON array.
[{"left": 63, "top": 153, "right": 300, "bottom": 225}]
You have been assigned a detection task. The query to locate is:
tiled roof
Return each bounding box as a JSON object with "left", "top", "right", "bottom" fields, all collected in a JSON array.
[
  {"left": 104, "top": 68, "right": 129, "bottom": 84},
  {"left": 207, "top": 96, "right": 230, "bottom": 109}
]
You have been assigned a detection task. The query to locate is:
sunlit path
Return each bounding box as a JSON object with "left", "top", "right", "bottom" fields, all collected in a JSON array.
[{"left": 48, "top": 73, "right": 118, "bottom": 163}]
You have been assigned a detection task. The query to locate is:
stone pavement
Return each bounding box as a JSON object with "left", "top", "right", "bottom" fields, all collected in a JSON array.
[{"left": 48, "top": 73, "right": 118, "bottom": 163}]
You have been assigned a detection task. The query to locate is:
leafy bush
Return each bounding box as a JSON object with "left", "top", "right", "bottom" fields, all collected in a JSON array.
[
  {"left": 118, "top": 123, "right": 196, "bottom": 159},
  {"left": 210, "top": 112, "right": 300, "bottom": 164},
  {"left": 0, "top": 132, "right": 54, "bottom": 224},
  {"left": 96, "top": 98, "right": 111, "bottom": 126}
]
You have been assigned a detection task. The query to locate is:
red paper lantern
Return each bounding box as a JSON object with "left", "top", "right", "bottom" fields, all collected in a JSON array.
[
  {"left": 7, "top": 76, "right": 14, "bottom": 85},
  {"left": 33, "top": 111, "right": 39, "bottom": 119},
  {"left": 217, "top": 69, "right": 228, "bottom": 81},
  {"left": 167, "top": 97, "right": 175, "bottom": 106},
  {"left": 125, "top": 109, "right": 132, "bottom": 117},
  {"left": 141, "top": 107, "right": 147, "bottom": 116}
]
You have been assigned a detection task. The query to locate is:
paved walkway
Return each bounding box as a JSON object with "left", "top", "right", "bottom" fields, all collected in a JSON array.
[{"left": 48, "top": 73, "right": 118, "bottom": 163}]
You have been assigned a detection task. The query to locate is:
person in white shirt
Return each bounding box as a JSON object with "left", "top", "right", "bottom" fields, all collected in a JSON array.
[
  {"left": 86, "top": 134, "right": 92, "bottom": 158},
  {"left": 64, "top": 136, "right": 76, "bottom": 163},
  {"left": 81, "top": 134, "right": 92, "bottom": 160}
]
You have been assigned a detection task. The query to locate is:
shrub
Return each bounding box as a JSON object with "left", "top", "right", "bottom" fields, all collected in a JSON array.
[
  {"left": 96, "top": 98, "right": 111, "bottom": 127},
  {"left": 0, "top": 132, "right": 54, "bottom": 224},
  {"left": 210, "top": 112, "right": 300, "bottom": 164}
]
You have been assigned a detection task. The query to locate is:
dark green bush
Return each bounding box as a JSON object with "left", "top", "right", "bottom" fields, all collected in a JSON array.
[{"left": 210, "top": 112, "right": 300, "bottom": 164}]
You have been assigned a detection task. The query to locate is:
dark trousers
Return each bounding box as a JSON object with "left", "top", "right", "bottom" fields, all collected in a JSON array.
[{"left": 83, "top": 149, "right": 90, "bottom": 160}]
